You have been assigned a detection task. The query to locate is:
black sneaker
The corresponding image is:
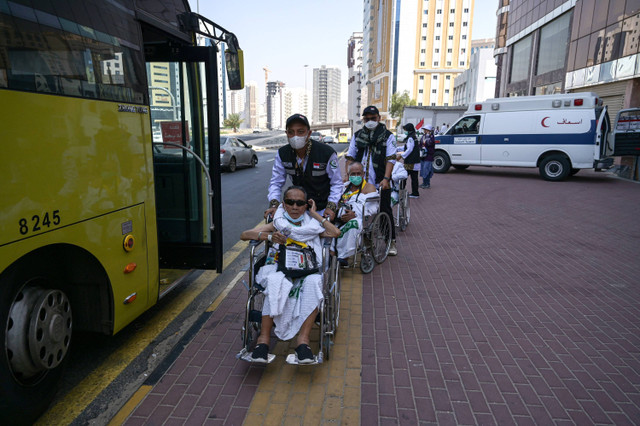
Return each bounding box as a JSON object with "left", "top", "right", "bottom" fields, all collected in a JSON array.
[
  {"left": 251, "top": 343, "right": 269, "bottom": 363},
  {"left": 295, "top": 344, "right": 315, "bottom": 364},
  {"left": 338, "top": 258, "right": 349, "bottom": 268}
]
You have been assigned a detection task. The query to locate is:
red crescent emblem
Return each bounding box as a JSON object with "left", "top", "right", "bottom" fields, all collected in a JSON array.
[{"left": 541, "top": 117, "right": 550, "bottom": 128}]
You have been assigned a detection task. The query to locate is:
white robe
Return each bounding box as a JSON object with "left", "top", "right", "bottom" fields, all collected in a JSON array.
[
  {"left": 336, "top": 184, "right": 379, "bottom": 259},
  {"left": 256, "top": 206, "right": 325, "bottom": 341}
]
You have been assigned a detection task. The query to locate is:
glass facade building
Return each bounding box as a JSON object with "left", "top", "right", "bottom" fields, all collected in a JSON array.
[{"left": 494, "top": 0, "right": 640, "bottom": 180}]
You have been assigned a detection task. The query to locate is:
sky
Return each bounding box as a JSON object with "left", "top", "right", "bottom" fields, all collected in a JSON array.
[{"left": 190, "top": 0, "right": 498, "bottom": 103}]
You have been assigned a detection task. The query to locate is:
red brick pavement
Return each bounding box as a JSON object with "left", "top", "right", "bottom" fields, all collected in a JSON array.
[
  {"left": 361, "top": 167, "right": 640, "bottom": 425},
  {"left": 121, "top": 166, "right": 640, "bottom": 425}
]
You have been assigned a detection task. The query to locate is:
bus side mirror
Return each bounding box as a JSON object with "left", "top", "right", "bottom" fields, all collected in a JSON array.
[{"left": 225, "top": 48, "right": 244, "bottom": 90}]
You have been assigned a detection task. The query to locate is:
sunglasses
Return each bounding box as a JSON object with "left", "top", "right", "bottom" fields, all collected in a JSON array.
[{"left": 284, "top": 199, "right": 307, "bottom": 207}]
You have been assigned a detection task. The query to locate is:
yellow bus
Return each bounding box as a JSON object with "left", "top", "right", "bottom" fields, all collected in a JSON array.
[{"left": 0, "top": 0, "right": 242, "bottom": 419}]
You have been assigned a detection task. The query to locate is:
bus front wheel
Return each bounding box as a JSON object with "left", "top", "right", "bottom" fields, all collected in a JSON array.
[
  {"left": 433, "top": 151, "right": 451, "bottom": 173},
  {"left": 1, "top": 267, "right": 72, "bottom": 422}
]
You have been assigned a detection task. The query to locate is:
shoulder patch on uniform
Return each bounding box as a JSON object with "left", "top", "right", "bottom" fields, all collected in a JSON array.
[
  {"left": 391, "top": 139, "right": 397, "bottom": 148},
  {"left": 330, "top": 159, "right": 338, "bottom": 169}
]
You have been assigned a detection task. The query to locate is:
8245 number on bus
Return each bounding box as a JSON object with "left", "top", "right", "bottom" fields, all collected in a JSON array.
[{"left": 19, "top": 211, "right": 61, "bottom": 235}]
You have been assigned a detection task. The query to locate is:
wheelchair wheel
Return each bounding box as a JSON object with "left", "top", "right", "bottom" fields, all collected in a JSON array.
[
  {"left": 330, "top": 255, "right": 341, "bottom": 331},
  {"left": 360, "top": 253, "right": 374, "bottom": 274},
  {"left": 399, "top": 193, "right": 410, "bottom": 231},
  {"left": 371, "top": 212, "right": 392, "bottom": 264}
]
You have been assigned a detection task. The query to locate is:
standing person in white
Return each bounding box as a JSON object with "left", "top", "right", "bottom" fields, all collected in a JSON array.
[
  {"left": 264, "top": 114, "right": 343, "bottom": 221},
  {"left": 344, "top": 106, "right": 398, "bottom": 256}
]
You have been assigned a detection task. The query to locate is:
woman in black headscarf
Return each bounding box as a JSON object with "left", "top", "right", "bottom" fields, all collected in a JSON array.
[{"left": 398, "top": 123, "right": 421, "bottom": 198}]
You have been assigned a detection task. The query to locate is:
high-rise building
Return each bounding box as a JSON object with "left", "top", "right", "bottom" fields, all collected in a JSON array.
[
  {"left": 364, "top": 0, "right": 474, "bottom": 124},
  {"left": 494, "top": 0, "right": 640, "bottom": 121},
  {"left": 228, "top": 89, "right": 245, "bottom": 117},
  {"left": 146, "top": 62, "right": 180, "bottom": 127},
  {"left": 312, "top": 66, "right": 342, "bottom": 124},
  {"left": 245, "top": 81, "right": 258, "bottom": 129},
  {"left": 348, "top": 32, "right": 365, "bottom": 133},
  {"left": 283, "top": 87, "right": 311, "bottom": 119},
  {"left": 453, "top": 38, "right": 497, "bottom": 105},
  {"left": 266, "top": 80, "right": 285, "bottom": 130}
]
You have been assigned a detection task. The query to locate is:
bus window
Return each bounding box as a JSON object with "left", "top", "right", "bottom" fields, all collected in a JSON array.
[{"left": 0, "top": 7, "right": 146, "bottom": 103}]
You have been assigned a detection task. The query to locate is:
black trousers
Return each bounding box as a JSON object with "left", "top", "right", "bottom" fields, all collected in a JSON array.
[
  {"left": 379, "top": 187, "right": 396, "bottom": 240},
  {"left": 409, "top": 170, "right": 419, "bottom": 196}
]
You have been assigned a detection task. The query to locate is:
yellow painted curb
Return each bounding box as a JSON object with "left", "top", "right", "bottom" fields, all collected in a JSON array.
[
  {"left": 36, "top": 237, "right": 249, "bottom": 425},
  {"left": 107, "top": 385, "right": 151, "bottom": 426},
  {"left": 206, "top": 270, "right": 245, "bottom": 312}
]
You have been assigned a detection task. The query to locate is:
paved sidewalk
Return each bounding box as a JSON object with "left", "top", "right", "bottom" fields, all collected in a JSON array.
[{"left": 118, "top": 167, "right": 640, "bottom": 425}]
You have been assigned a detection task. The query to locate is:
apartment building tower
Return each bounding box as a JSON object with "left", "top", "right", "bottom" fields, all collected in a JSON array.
[
  {"left": 348, "top": 32, "right": 365, "bottom": 132},
  {"left": 312, "top": 65, "right": 342, "bottom": 124},
  {"left": 266, "top": 80, "right": 285, "bottom": 130},
  {"left": 244, "top": 81, "right": 258, "bottom": 129},
  {"left": 364, "top": 0, "right": 474, "bottom": 124}
]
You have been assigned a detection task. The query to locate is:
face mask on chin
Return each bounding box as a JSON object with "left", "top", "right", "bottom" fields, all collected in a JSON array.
[
  {"left": 288, "top": 135, "right": 307, "bottom": 149},
  {"left": 284, "top": 210, "right": 304, "bottom": 223},
  {"left": 364, "top": 120, "right": 378, "bottom": 130}
]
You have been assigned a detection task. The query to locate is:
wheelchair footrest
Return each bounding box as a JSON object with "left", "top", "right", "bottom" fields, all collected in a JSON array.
[
  {"left": 249, "top": 310, "right": 263, "bottom": 323},
  {"left": 237, "top": 348, "right": 276, "bottom": 364},
  {"left": 285, "top": 353, "right": 322, "bottom": 365}
]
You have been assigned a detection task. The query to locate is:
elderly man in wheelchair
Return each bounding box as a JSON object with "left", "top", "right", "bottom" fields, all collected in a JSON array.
[
  {"left": 239, "top": 186, "right": 340, "bottom": 364},
  {"left": 335, "top": 162, "right": 379, "bottom": 266}
]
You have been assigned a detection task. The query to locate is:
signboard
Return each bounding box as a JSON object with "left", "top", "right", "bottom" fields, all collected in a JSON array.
[
  {"left": 160, "top": 121, "right": 190, "bottom": 149},
  {"left": 453, "top": 137, "right": 476, "bottom": 144}
]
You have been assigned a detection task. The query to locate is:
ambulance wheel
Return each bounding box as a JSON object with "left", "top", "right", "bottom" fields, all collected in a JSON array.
[
  {"left": 453, "top": 165, "right": 469, "bottom": 170},
  {"left": 433, "top": 151, "right": 451, "bottom": 173},
  {"left": 539, "top": 155, "right": 570, "bottom": 181}
]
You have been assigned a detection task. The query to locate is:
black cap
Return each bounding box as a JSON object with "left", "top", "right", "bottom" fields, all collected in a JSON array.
[
  {"left": 403, "top": 123, "right": 415, "bottom": 133},
  {"left": 285, "top": 113, "right": 310, "bottom": 129},
  {"left": 362, "top": 105, "right": 379, "bottom": 116}
]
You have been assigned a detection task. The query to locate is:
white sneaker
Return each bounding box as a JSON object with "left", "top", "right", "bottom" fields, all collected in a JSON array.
[{"left": 388, "top": 240, "right": 398, "bottom": 256}]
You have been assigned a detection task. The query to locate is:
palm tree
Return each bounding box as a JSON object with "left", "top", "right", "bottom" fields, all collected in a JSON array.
[{"left": 223, "top": 113, "right": 243, "bottom": 132}]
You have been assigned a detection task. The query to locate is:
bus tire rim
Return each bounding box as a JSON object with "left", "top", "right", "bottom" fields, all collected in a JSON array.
[
  {"left": 6, "top": 286, "right": 72, "bottom": 381},
  {"left": 545, "top": 161, "right": 563, "bottom": 178}
]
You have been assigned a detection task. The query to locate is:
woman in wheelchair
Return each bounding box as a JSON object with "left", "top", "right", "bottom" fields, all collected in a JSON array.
[
  {"left": 336, "top": 162, "right": 378, "bottom": 266},
  {"left": 240, "top": 186, "right": 340, "bottom": 363}
]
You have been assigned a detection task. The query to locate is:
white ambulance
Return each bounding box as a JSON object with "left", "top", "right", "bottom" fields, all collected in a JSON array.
[{"left": 432, "top": 93, "right": 614, "bottom": 181}]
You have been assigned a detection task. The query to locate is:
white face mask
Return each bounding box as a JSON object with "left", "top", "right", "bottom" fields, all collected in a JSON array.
[
  {"left": 288, "top": 135, "right": 307, "bottom": 149},
  {"left": 364, "top": 120, "right": 378, "bottom": 130}
]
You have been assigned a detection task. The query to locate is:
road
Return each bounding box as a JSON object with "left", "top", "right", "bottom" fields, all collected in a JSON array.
[{"left": 39, "top": 135, "right": 348, "bottom": 424}]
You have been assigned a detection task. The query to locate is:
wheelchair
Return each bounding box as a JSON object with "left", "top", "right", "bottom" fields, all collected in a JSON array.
[
  {"left": 392, "top": 177, "right": 410, "bottom": 231},
  {"left": 237, "top": 237, "right": 340, "bottom": 364},
  {"left": 343, "top": 191, "right": 392, "bottom": 274}
]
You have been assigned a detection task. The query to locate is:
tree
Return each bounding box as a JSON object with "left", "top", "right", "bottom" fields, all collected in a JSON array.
[
  {"left": 223, "top": 113, "right": 243, "bottom": 132},
  {"left": 389, "top": 91, "right": 416, "bottom": 123}
]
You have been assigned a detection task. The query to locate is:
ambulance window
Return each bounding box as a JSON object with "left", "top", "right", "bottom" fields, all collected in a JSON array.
[{"left": 452, "top": 116, "right": 480, "bottom": 134}]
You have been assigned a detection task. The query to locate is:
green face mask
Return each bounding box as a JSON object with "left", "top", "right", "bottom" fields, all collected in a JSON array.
[{"left": 349, "top": 175, "right": 363, "bottom": 186}]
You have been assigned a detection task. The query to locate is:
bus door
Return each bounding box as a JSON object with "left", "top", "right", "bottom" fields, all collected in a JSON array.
[{"left": 145, "top": 45, "right": 223, "bottom": 274}]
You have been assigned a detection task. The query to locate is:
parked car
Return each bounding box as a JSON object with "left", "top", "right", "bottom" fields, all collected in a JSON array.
[
  {"left": 310, "top": 131, "right": 323, "bottom": 142},
  {"left": 220, "top": 137, "right": 258, "bottom": 172},
  {"left": 322, "top": 135, "right": 335, "bottom": 144},
  {"left": 252, "top": 128, "right": 261, "bottom": 133}
]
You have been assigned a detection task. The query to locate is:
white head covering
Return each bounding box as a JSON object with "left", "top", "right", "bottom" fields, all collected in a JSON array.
[{"left": 425, "top": 124, "right": 434, "bottom": 131}]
